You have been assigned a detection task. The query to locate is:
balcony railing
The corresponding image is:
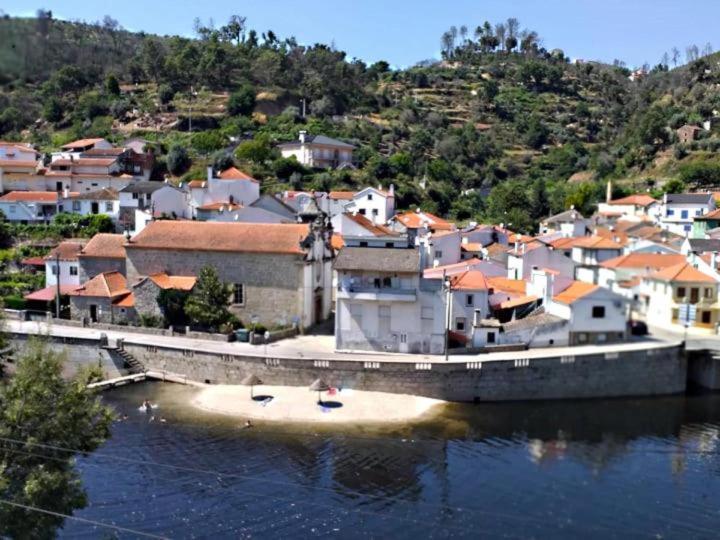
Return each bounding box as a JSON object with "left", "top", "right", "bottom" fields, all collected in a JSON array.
[{"left": 337, "top": 285, "right": 417, "bottom": 301}]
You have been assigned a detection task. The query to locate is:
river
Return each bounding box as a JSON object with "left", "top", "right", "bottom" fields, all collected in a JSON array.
[{"left": 60, "top": 382, "right": 720, "bottom": 538}]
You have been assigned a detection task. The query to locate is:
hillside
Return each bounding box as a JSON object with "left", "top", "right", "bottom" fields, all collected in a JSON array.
[{"left": 2, "top": 13, "right": 720, "bottom": 231}]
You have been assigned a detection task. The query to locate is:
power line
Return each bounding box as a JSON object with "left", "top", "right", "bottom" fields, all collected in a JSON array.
[{"left": 0, "top": 498, "right": 168, "bottom": 539}]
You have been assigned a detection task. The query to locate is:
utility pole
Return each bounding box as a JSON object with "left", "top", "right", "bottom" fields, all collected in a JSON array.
[
  {"left": 55, "top": 252, "right": 60, "bottom": 319},
  {"left": 444, "top": 271, "right": 451, "bottom": 362},
  {"left": 301, "top": 98, "right": 306, "bottom": 119}
]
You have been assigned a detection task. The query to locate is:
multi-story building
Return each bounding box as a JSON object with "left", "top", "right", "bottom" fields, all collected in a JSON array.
[
  {"left": 278, "top": 131, "right": 355, "bottom": 169},
  {"left": 660, "top": 193, "right": 715, "bottom": 236}
]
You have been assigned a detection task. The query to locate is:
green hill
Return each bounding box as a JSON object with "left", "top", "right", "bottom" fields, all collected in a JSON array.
[{"left": 2, "top": 13, "right": 720, "bottom": 231}]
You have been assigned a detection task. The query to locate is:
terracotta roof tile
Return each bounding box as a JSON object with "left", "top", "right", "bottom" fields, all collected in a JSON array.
[
  {"left": 0, "top": 191, "right": 59, "bottom": 202},
  {"left": 113, "top": 292, "right": 135, "bottom": 307},
  {"left": 45, "top": 241, "right": 85, "bottom": 261},
  {"left": 461, "top": 242, "right": 484, "bottom": 251},
  {"left": 60, "top": 138, "right": 106, "bottom": 150},
  {"left": 331, "top": 233, "right": 345, "bottom": 250},
  {"left": 600, "top": 253, "right": 686, "bottom": 270},
  {"left": 451, "top": 270, "right": 491, "bottom": 291},
  {"left": 80, "top": 234, "right": 127, "bottom": 259},
  {"left": 648, "top": 262, "right": 717, "bottom": 284},
  {"left": 70, "top": 271, "right": 129, "bottom": 298},
  {"left": 394, "top": 210, "right": 454, "bottom": 231},
  {"left": 608, "top": 194, "right": 658, "bottom": 207},
  {"left": 217, "top": 167, "right": 258, "bottom": 182},
  {"left": 197, "top": 201, "right": 243, "bottom": 211},
  {"left": 571, "top": 236, "right": 624, "bottom": 249},
  {"left": 187, "top": 180, "right": 206, "bottom": 189},
  {"left": 499, "top": 294, "right": 538, "bottom": 309},
  {"left": 487, "top": 276, "right": 527, "bottom": 295},
  {"left": 0, "top": 160, "right": 39, "bottom": 168},
  {"left": 52, "top": 158, "right": 117, "bottom": 167},
  {"left": 553, "top": 281, "right": 600, "bottom": 304},
  {"left": 344, "top": 212, "right": 397, "bottom": 236},
  {"left": 128, "top": 221, "right": 310, "bottom": 255},
  {"left": 328, "top": 191, "right": 355, "bottom": 200},
  {"left": 148, "top": 273, "right": 196, "bottom": 291}
]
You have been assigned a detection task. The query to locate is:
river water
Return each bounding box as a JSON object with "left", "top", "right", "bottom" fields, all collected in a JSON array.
[{"left": 60, "top": 383, "right": 720, "bottom": 539}]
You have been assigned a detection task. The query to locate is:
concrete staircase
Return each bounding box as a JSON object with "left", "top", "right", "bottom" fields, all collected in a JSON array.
[{"left": 107, "top": 346, "right": 145, "bottom": 374}]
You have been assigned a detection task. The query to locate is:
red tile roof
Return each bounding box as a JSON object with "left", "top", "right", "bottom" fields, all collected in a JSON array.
[
  {"left": 149, "top": 273, "right": 196, "bottom": 291},
  {"left": 60, "top": 138, "right": 106, "bottom": 150},
  {"left": 80, "top": 234, "right": 127, "bottom": 259},
  {"left": 608, "top": 194, "right": 658, "bottom": 207},
  {"left": 0, "top": 191, "right": 59, "bottom": 202},
  {"left": 197, "top": 202, "right": 243, "bottom": 211},
  {"left": 24, "top": 285, "right": 79, "bottom": 302},
  {"left": 344, "top": 212, "right": 397, "bottom": 236},
  {"left": 45, "top": 241, "right": 85, "bottom": 262},
  {"left": 69, "top": 271, "right": 129, "bottom": 299},
  {"left": 128, "top": 221, "right": 310, "bottom": 255},
  {"left": 187, "top": 180, "right": 206, "bottom": 189},
  {"left": 331, "top": 233, "right": 345, "bottom": 250},
  {"left": 600, "top": 253, "right": 686, "bottom": 270},
  {"left": 394, "top": 210, "right": 454, "bottom": 231},
  {"left": 451, "top": 270, "right": 491, "bottom": 291},
  {"left": 0, "top": 160, "right": 38, "bottom": 168},
  {"left": 113, "top": 292, "right": 135, "bottom": 307},
  {"left": 52, "top": 158, "right": 117, "bottom": 167},
  {"left": 553, "top": 281, "right": 600, "bottom": 304},
  {"left": 649, "top": 262, "right": 717, "bottom": 284},
  {"left": 571, "top": 236, "right": 624, "bottom": 249},
  {"left": 487, "top": 277, "right": 527, "bottom": 295},
  {"left": 217, "top": 167, "right": 257, "bottom": 182},
  {"left": 328, "top": 191, "right": 355, "bottom": 200}
]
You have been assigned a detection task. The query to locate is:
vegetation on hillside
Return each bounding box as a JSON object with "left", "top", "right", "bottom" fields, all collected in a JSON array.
[{"left": 3, "top": 12, "right": 720, "bottom": 231}]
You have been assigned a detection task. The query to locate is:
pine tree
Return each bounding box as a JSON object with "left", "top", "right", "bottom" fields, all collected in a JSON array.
[{"left": 184, "top": 266, "right": 232, "bottom": 331}]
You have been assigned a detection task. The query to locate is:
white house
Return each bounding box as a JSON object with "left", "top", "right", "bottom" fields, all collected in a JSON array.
[
  {"left": 660, "top": 193, "right": 715, "bottom": 236},
  {"left": 598, "top": 252, "right": 686, "bottom": 299},
  {"left": 447, "top": 270, "right": 492, "bottom": 345},
  {"left": 597, "top": 194, "right": 660, "bottom": 221},
  {"left": 0, "top": 142, "right": 42, "bottom": 193},
  {"left": 539, "top": 208, "right": 588, "bottom": 237},
  {"left": 0, "top": 191, "right": 65, "bottom": 223},
  {"left": 278, "top": 131, "right": 355, "bottom": 169},
  {"left": 507, "top": 239, "right": 576, "bottom": 280},
  {"left": 334, "top": 247, "right": 445, "bottom": 354},
  {"left": 44, "top": 241, "right": 84, "bottom": 288},
  {"left": 66, "top": 188, "right": 120, "bottom": 222},
  {"left": 185, "top": 166, "right": 260, "bottom": 217},
  {"left": 341, "top": 186, "right": 396, "bottom": 225}
]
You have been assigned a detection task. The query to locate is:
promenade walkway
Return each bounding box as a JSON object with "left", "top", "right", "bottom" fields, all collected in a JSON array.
[{"left": 8, "top": 320, "right": 682, "bottom": 365}]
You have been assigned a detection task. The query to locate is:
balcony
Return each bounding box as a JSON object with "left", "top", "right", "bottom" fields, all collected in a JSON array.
[{"left": 337, "top": 285, "right": 417, "bottom": 302}]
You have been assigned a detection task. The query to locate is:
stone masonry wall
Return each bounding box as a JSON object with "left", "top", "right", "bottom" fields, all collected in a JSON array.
[
  {"left": 125, "top": 248, "right": 304, "bottom": 327},
  {"left": 78, "top": 257, "right": 126, "bottom": 283}
]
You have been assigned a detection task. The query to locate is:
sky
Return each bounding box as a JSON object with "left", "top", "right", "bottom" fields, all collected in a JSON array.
[{"left": 3, "top": 0, "right": 718, "bottom": 69}]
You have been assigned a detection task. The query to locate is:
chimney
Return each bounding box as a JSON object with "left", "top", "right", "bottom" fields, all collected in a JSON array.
[
  {"left": 389, "top": 184, "right": 395, "bottom": 196},
  {"left": 207, "top": 166, "right": 214, "bottom": 182},
  {"left": 63, "top": 187, "right": 69, "bottom": 199},
  {"left": 299, "top": 130, "right": 307, "bottom": 143},
  {"left": 462, "top": 236, "right": 468, "bottom": 244},
  {"left": 606, "top": 180, "right": 612, "bottom": 203},
  {"left": 514, "top": 235, "right": 520, "bottom": 254}
]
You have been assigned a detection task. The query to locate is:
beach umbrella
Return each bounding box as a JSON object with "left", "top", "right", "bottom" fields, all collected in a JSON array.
[
  {"left": 309, "top": 378, "right": 330, "bottom": 405},
  {"left": 241, "top": 374, "right": 262, "bottom": 399}
]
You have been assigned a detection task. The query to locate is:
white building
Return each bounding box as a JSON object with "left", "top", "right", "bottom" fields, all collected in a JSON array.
[
  {"left": 660, "top": 193, "right": 715, "bottom": 236},
  {"left": 66, "top": 188, "right": 120, "bottom": 222},
  {"left": 597, "top": 194, "right": 660, "bottom": 221},
  {"left": 44, "top": 241, "right": 84, "bottom": 288},
  {"left": 278, "top": 131, "right": 355, "bottom": 169},
  {"left": 185, "top": 166, "right": 260, "bottom": 217},
  {"left": 507, "top": 239, "right": 577, "bottom": 280},
  {"left": 334, "top": 247, "right": 445, "bottom": 353},
  {"left": 0, "top": 191, "right": 65, "bottom": 223},
  {"left": 0, "top": 142, "right": 41, "bottom": 192},
  {"left": 539, "top": 208, "right": 588, "bottom": 237},
  {"left": 341, "top": 186, "right": 396, "bottom": 225}
]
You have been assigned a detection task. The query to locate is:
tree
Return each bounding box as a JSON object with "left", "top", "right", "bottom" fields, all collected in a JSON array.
[
  {"left": 141, "top": 37, "right": 166, "bottom": 83},
  {"left": 158, "top": 84, "right": 175, "bottom": 105},
  {"left": 42, "top": 97, "right": 63, "bottom": 123},
  {"left": 671, "top": 46, "right": 680, "bottom": 66},
  {"left": 105, "top": 73, "right": 120, "bottom": 96},
  {"left": 221, "top": 15, "right": 246, "bottom": 45},
  {"left": 0, "top": 339, "right": 113, "bottom": 538},
  {"left": 227, "top": 85, "right": 256, "bottom": 116},
  {"left": 157, "top": 288, "right": 190, "bottom": 327},
  {"left": 184, "top": 266, "right": 232, "bottom": 331},
  {"left": 234, "top": 136, "right": 272, "bottom": 163},
  {"left": 166, "top": 145, "right": 191, "bottom": 176}
]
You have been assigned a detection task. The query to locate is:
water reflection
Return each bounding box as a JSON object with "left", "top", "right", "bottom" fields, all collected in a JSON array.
[{"left": 58, "top": 384, "right": 720, "bottom": 538}]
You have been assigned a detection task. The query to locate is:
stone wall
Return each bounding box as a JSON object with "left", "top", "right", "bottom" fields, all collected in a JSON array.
[
  {"left": 687, "top": 350, "right": 720, "bottom": 389},
  {"left": 79, "top": 256, "right": 126, "bottom": 283},
  {"left": 123, "top": 341, "right": 686, "bottom": 402},
  {"left": 125, "top": 247, "right": 305, "bottom": 327}
]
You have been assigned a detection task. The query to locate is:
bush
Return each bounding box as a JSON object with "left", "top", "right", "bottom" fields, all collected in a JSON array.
[
  {"left": 166, "top": 145, "right": 191, "bottom": 176},
  {"left": 139, "top": 314, "right": 163, "bottom": 328},
  {"left": 235, "top": 136, "right": 273, "bottom": 163},
  {"left": 227, "top": 85, "right": 256, "bottom": 116},
  {"left": 3, "top": 295, "right": 25, "bottom": 310},
  {"left": 158, "top": 84, "right": 175, "bottom": 105},
  {"left": 191, "top": 130, "right": 227, "bottom": 154}
]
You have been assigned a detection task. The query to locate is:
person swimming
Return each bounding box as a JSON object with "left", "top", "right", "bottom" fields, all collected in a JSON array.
[
  {"left": 243, "top": 420, "right": 253, "bottom": 429},
  {"left": 142, "top": 399, "right": 153, "bottom": 414}
]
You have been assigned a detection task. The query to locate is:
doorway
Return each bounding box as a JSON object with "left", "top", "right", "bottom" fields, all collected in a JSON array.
[
  {"left": 89, "top": 305, "right": 98, "bottom": 323},
  {"left": 91, "top": 202, "right": 99, "bottom": 214}
]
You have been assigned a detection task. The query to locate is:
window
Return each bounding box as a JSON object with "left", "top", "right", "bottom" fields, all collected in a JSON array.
[
  {"left": 232, "top": 283, "right": 244, "bottom": 305},
  {"left": 359, "top": 241, "right": 368, "bottom": 247},
  {"left": 691, "top": 287, "right": 699, "bottom": 304},
  {"left": 705, "top": 288, "right": 714, "bottom": 299},
  {"left": 677, "top": 286, "right": 686, "bottom": 299},
  {"left": 367, "top": 194, "right": 373, "bottom": 200},
  {"left": 466, "top": 294, "right": 474, "bottom": 306},
  {"left": 435, "top": 250, "right": 443, "bottom": 259},
  {"left": 684, "top": 224, "right": 692, "bottom": 232},
  {"left": 421, "top": 307, "right": 433, "bottom": 319},
  {"left": 105, "top": 202, "right": 113, "bottom": 212},
  {"left": 382, "top": 277, "right": 392, "bottom": 288},
  {"left": 372, "top": 209, "right": 379, "bottom": 216},
  {"left": 132, "top": 193, "right": 139, "bottom": 200},
  {"left": 91, "top": 183, "right": 98, "bottom": 187},
  {"left": 696, "top": 209, "right": 702, "bottom": 215},
  {"left": 9, "top": 205, "right": 15, "bottom": 214},
  {"left": 667, "top": 209, "right": 674, "bottom": 216},
  {"left": 359, "top": 209, "right": 366, "bottom": 215},
  {"left": 681, "top": 210, "right": 688, "bottom": 219},
  {"left": 378, "top": 305, "right": 391, "bottom": 330},
  {"left": 51, "top": 265, "right": 58, "bottom": 275},
  {"left": 455, "top": 317, "right": 466, "bottom": 331},
  {"left": 69, "top": 266, "right": 78, "bottom": 276},
  {"left": 385, "top": 242, "right": 394, "bottom": 248},
  {"left": 702, "top": 311, "right": 712, "bottom": 324},
  {"left": 72, "top": 201, "right": 81, "bottom": 212},
  {"left": 592, "top": 306, "right": 605, "bottom": 318},
  {"left": 487, "top": 332, "right": 496, "bottom": 344}
]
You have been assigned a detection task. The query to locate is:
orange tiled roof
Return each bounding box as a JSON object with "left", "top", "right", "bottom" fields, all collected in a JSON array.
[
  {"left": 553, "top": 281, "right": 600, "bottom": 304},
  {"left": 571, "top": 236, "right": 624, "bottom": 249},
  {"left": 548, "top": 237, "right": 578, "bottom": 250},
  {"left": 600, "top": 253, "right": 686, "bottom": 270},
  {"left": 344, "top": 212, "right": 397, "bottom": 236},
  {"left": 197, "top": 201, "right": 243, "bottom": 211},
  {"left": 149, "top": 273, "right": 196, "bottom": 291},
  {"left": 649, "top": 262, "right": 717, "bottom": 284},
  {"left": 70, "top": 271, "right": 129, "bottom": 298},
  {"left": 499, "top": 294, "right": 538, "bottom": 309},
  {"left": 331, "top": 233, "right": 345, "bottom": 250},
  {"left": 45, "top": 241, "right": 85, "bottom": 261},
  {"left": 0, "top": 191, "right": 59, "bottom": 202},
  {"left": 80, "top": 234, "right": 127, "bottom": 259},
  {"left": 217, "top": 167, "right": 257, "bottom": 182},
  {"left": 60, "top": 138, "right": 106, "bottom": 149},
  {"left": 52, "top": 158, "right": 117, "bottom": 167},
  {"left": 128, "top": 221, "right": 310, "bottom": 255},
  {"left": 328, "top": 191, "right": 355, "bottom": 200},
  {"left": 461, "top": 242, "right": 484, "bottom": 251},
  {"left": 451, "top": 270, "right": 491, "bottom": 291},
  {"left": 394, "top": 210, "right": 454, "bottom": 231},
  {"left": 487, "top": 276, "right": 527, "bottom": 295},
  {"left": 113, "top": 292, "right": 135, "bottom": 307},
  {"left": 0, "top": 160, "right": 38, "bottom": 168},
  {"left": 608, "top": 194, "right": 658, "bottom": 207}
]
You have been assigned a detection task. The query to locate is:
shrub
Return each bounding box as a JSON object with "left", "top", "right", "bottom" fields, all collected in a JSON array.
[
  {"left": 166, "top": 145, "right": 191, "bottom": 176},
  {"left": 227, "top": 85, "right": 256, "bottom": 116}
]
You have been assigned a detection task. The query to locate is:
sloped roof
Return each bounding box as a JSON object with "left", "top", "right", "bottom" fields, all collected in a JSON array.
[
  {"left": 119, "top": 181, "right": 177, "bottom": 194},
  {"left": 686, "top": 238, "right": 720, "bottom": 253},
  {"left": 60, "top": 138, "right": 106, "bottom": 150},
  {"left": 608, "top": 194, "right": 658, "bottom": 207},
  {"left": 600, "top": 253, "right": 686, "bottom": 270},
  {"left": 278, "top": 134, "right": 355, "bottom": 149},
  {"left": 696, "top": 208, "right": 720, "bottom": 221},
  {"left": 328, "top": 191, "right": 355, "bottom": 200},
  {"left": 197, "top": 201, "right": 243, "bottom": 211},
  {"left": 571, "top": 236, "right": 624, "bottom": 250},
  {"left": 24, "top": 285, "right": 79, "bottom": 301},
  {"left": 186, "top": 180, "right": 206, "bottom": 189},
  {"left": 665, "top": 193, "right": 714, "bottom": 204},
  {"left": 80, "top": 234, "right": 127, "bottom": 259},
  {"left": 334, "top": 247, "right": 420, "bottom": 272},
  {"left": 487, "top": 277, "right": 527, "bottom": 295},
  {"left": 344, "top": 212, "right": 397, "bottom": 236},
  {"left": 553, "top": 281, "right": 600, "bottom": 305},
  {"left": 450, "top": 270, "right": 491, "bottom": 291},
  {"left": 148, "top": 273, "right": 197, "bottom": 291},
  {"left": 128, "top": 221, "right": 310, "bottom": 255},
  {"left": 217, "top": 167, "right": 257, "bottom": 182},
  {"left": 331, "top": 233, "right": 345, "bottom": 250},
  {"left": 649, "top": 262, "right": 717, "bottom": 284},
  {"left": 394, "top": 210, "right": 454, "bottom": 231},
  {"left": 70, "top": 271, "right": 129, "bottom": 299},
  {"left": 0, "top": 191, "right": 60, "bottom": 202},
  {"left": 499, "top": 294, "right": 538, "bottom": 309},
  {"left": 543, "top": 209, "right": 585, "bottom": 224},
  {"left": 69, "top": 188, "right": 118, "bottom": 201},
  {"left": 45, "top": 241, "right": 85, "bottom": 262},
  {"left": 0, "top": 160, "right": 38, "bottom": 168},
  {"left": 52, "top": 158, "right": 117, "bottom": 167}
]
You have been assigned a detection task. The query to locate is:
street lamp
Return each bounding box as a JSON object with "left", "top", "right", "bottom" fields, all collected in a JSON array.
[{"left": 443, "top": 271, "right": 452, "bottom": 362}]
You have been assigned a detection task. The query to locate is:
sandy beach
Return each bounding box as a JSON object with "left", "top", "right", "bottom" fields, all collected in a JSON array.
[{"left": 191, "top": 384, "right": 445, "bottom": 424}]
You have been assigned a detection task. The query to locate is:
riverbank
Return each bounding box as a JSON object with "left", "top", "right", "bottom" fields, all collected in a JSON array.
[{"left": 192, "top": 384, "right": 445, "bottom": 424}]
